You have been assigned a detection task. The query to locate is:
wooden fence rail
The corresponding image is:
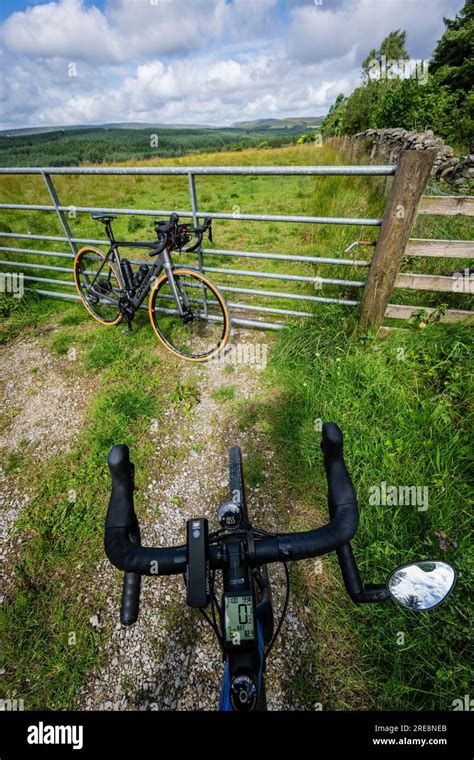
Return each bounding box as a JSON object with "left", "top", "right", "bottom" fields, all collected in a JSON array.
[{"left": 357, "top": 149, "right": 473, "bottom": 329}]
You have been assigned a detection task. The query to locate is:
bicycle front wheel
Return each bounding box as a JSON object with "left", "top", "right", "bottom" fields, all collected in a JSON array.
[{"left": 148, "top": 268, "right": 230, "bottom": 361}]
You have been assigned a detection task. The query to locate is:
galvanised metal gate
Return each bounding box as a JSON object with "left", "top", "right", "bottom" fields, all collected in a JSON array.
[{"left": 0, "top": 164, "right": 395, "bottom": 330}]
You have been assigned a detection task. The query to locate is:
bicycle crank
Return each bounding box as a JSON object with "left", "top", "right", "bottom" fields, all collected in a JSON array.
[{"left": 119, "top": 296, "right": 136, "bottom": 331}]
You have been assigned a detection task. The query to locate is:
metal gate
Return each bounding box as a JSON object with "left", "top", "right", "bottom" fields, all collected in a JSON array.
[{"left": 0, "top": 164, "right": 396, "bottom": 330}]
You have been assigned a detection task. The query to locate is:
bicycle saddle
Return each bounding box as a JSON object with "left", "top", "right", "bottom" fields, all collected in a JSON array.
[{"left": 91, "top": 213, "right": 117, "bottom": 224}]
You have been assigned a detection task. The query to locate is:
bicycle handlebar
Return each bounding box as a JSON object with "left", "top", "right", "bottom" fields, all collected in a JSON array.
[
  {"left": 104, "top": 423, "right": 360, "bottom": 583},
  {"left": 180, "top": 217, "right": 212, "bottom": 252},
  {"left": 150, "top": 214, "right": 212, "bottom": 255},
  {"left": 105, "top": 444, "right": 188, "bottom": 577}
]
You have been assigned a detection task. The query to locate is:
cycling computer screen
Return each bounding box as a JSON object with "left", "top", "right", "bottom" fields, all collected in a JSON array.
[{"left": 224, "top": 594, "right": 256, "bottom": 645}]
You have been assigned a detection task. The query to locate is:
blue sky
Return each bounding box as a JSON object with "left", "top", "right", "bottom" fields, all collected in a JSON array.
[
  {"left": 0, "top": 0, "right": 106, "bottom": 19},
  {"left": 0, "top": 0, "right": 464, "bottom": 131}
]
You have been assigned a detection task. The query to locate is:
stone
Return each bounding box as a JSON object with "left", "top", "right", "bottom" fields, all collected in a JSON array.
[{"left": 438, "top": 166, "right": 457, "bottom": 180}]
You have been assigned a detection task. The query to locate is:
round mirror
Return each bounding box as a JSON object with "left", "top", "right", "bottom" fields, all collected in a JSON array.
[{"left": 388, "top": 560, "right": 456, "bottom": 611}]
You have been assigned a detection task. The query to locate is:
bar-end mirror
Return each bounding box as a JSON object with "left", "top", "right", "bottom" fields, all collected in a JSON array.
[{"left": 387, "top": 560, "right": 456, "bottom": 611}]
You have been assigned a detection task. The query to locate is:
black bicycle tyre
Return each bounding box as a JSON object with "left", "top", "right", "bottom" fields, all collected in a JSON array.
[{"left": 148, "top": 267, "right": 230, "bottom": 362}]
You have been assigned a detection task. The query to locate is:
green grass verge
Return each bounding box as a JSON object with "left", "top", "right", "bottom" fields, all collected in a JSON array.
[{"left": 258, "top": 311, "right": 473, "bottom": 709}]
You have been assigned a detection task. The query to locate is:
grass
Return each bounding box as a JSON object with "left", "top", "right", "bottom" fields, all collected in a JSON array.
[
  {"left": 170, "top": 380, "right": 201, "bottom": 412},
  {"left": 257, "top": 309, "right": 473, "bottom": 709},
  {"left": 0, "top": 291, "right": 61, "bottom": 344},
  {"left": 211, "top": 385, "right": 236, "bottom": 404},
  {"left": 1, "top": 272, "right": 472, "bottom": 712},
  {"left": 4, "top": 447, "right": 26, "bottom": 474},
  {"left": 0, "top": 314, "right": 181, "bottom": 709}
]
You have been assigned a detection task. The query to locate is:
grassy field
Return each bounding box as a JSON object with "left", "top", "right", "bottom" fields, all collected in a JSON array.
[
  {"left": 1, "top": 142, "right": 472, "bottom": 327},
  {"left": 0, "top": 141, "right": 473, "bottom": 711}
]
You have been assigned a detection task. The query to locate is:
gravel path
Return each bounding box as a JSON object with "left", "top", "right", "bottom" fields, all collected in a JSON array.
[
  {"left": 0, "top": 334, "right": 92, "bottom": 598},
  {"left": 0, "top": 327, "right": 320, "bottom": 710},
  {"left": 76, "top": 329, "right": 318, "bottom": 711}
]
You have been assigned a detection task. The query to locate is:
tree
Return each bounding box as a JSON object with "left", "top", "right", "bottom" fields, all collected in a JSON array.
[
  {"left": 430, "top": 0, "right": 474, "bottom": 147},
  {"left": 328, "top": 93, "right": 346, "bottom": 115},
  {"left": 431, "top": 0, "right": 474, "bottom": 93},
  {"left": 322, "top": 15, "right": 472, "bottom": 149},
  {"left": 343, "top": 86, "right": 372, "bottom": 134},
  {"left": 362, "top": 30, "right": 409, "bottom": 80},
  {"left": 321, "top": 94, "right": 347, "bottom": 137},
  {"left": 369, "top": 77, "right": 459, "bottom": 140}
]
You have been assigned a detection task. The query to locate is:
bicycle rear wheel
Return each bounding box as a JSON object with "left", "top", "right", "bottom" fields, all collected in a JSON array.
[
  {"left": 74, "top": 247, "right": 122, "bottom": 325},
  {"left": 148, "top": 268, "right": 230, "bottom": 362}
]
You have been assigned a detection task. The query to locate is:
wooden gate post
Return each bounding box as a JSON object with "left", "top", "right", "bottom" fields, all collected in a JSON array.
[{"left": 358, "top": 149, "right": 436, "bottom": 330}]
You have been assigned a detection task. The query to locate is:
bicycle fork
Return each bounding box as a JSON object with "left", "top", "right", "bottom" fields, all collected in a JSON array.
[{"left": 162, "top": 257, "right": 191, "bottom": 320}]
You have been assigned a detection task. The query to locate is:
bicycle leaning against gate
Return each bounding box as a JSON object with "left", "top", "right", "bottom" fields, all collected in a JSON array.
[{"left": 73, "top": 212, "right": 230, "bottom": 362}]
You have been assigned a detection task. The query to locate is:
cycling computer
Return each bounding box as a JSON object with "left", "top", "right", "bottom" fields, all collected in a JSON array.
[{"left": 223, "top": 593, "right": 256, "bottom": 648}]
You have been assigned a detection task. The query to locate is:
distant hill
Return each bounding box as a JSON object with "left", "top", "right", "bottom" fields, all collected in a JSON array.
[
  {"left": 0, "top": 125, "right": 309, "bottom": 167},
  {"left": 0, "top": 116, "right": 329, "bottom": 166},
  {"left": 230, "top": 117, "right": 324, "bottom": 130},
  {"left": 0, "top": 122, "right": 213, "bottom": 137},
  {"left": 0, "top": 116, "right": 326, "bottom": 138}
]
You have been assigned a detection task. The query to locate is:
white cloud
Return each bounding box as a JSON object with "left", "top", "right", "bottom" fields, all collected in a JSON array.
[
  {"left": 286, "top": 0, "right": 463, "bottom": 64},
  {"left": 33, "top": 50, "right": 363, "bottom": 128},
  {"left": 1, "top": 0, "right": 282, "bottom": 65},
  {"left": 0, "top": 0, "right": 462, "bottom": 130},
  {"left": 1, "top": 0, "right": 123, "bottom": 63}
]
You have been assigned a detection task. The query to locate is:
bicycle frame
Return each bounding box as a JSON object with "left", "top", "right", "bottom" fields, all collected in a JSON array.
[
  {"left": 219, "top": 577, "right": 273, "bottom": 710},
  {"left": 87, "top": 239, "right": 190, "bottom": 317}
]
